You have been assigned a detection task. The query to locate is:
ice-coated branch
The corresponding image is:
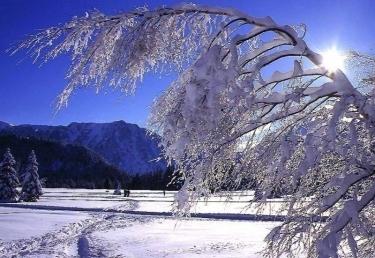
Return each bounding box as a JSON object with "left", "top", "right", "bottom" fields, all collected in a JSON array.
[
  {"left": 13, "top": 4, "right": 333, "bottom": 108},
  {"left": 317, "top": 178, "right": 375, "bottom": 258},
  {"left": 14, "top": 4, "right": 375, "bottom": 258}
]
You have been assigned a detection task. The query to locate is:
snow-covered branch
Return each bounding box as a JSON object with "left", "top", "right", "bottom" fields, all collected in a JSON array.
[{"left": 14, "top": 4, "right": 375, "bottom": 258}]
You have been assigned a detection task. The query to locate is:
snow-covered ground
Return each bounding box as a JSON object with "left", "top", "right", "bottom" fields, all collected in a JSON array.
[
  {"left": 93, "top": 218, "right": 275, "bottom": 258},
  {"left": 0, "top": 188, "right": 281, "bottom": 257},
  {"left": 6, "top": 188, "right": 286, "bottom": 215},
  {"left": 0, "top": 207, "right": 89, "bottom": 242}
]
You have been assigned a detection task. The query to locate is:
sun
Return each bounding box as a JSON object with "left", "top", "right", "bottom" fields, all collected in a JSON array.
[{"left": 320, "top": 47, "right": 346, "bottom": 73}]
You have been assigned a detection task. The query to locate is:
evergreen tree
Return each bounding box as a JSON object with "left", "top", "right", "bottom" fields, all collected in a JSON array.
[
  {"left": 0, "top": 148, "right": 20, "bottom": 202},
  {"left": 113, "top": 181, "right": 121, "bottom": 195},
  {"left": 20, "top": 150, "right": 43, "bottom": 202}
]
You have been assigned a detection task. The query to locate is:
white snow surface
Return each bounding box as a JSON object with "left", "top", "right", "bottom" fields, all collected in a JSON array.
[
  {"left": 9, "top": 188, "right": 286, "bottom": 215},
  {"left": 93, "top": 218, "right": 275, "bottom": 258},
  {"left": 0, "top": 188, "right": 281, "bottom": 257},
  {"left": 0, "top": 207, "right": 89, "bottom": 242}
]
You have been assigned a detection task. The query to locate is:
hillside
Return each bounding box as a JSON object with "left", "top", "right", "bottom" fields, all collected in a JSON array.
[
  {"left": 0, "top": 134, "right": 129, "bottom": 188},
  {"left": 0, "top": 121, "right": 167, "bottom": 174}
]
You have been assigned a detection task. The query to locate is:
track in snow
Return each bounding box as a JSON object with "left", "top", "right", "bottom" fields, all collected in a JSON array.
[
  {"left": 0, "top": 200, "right": 149, "bottom": 257},
  {"left": 0, "top": 211, "right": 152, "bottom": 257}
]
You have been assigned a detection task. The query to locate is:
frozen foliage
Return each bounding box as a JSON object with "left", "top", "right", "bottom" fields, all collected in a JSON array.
[
  {"left": 20, "top": 150, "right": 43, "bottom": 202},
  {"left": 12, "top": 4, "right": 227, "bottom": 109},
  {"left": 0, "top": 148, "right": 20, "bottom": 202},
  {"left": 15, "top": 4, "right": 375, "bottom": 258}
]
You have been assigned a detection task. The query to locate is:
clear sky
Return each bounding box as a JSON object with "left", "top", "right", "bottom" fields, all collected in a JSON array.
[{"left": 0, "top": 0, "right": 374, "bottom": 127}]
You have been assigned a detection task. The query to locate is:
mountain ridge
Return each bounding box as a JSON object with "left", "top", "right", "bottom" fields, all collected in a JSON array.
[{"left": 0, "top": 120, "right": 167, "bottom": 174}]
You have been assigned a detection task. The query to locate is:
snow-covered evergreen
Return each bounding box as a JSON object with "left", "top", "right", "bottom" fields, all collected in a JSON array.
[
  {"left": 113, "top": 182, "right": 122, "bottom": 195},
  {"left": 0, "top": 148, "right": 20, "bottom": 202},
  {"left": 20, "top": 150, "right": 43, "bottom": 202}
]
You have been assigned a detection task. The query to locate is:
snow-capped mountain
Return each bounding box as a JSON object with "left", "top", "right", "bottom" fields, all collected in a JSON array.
[
  {"left": 0, "top": 121, "right": 10, "bottom": 130},
  {"left": 0, "top": 121, "right": 167, "bottom": 174}
]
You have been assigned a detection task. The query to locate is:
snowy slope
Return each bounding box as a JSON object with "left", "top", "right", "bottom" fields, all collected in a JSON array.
[{"left": 0, "top": 121, "right": 167, "bottom": 174}]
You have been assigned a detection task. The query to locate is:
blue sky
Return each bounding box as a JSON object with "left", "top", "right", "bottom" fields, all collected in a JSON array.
[{"left": 0, "top": 0, "right": 374, "bottom": 127}]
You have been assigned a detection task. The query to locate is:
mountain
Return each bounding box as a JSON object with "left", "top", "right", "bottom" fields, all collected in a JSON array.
[
  {"left": 0, "top": 134, "right": 128, "bottom": 188},
  {"left": 0, "top": 121, "right": 10, "bottom": 130},
  {"left": 0, "top": 121, "right": 167, "bottom": 174}
]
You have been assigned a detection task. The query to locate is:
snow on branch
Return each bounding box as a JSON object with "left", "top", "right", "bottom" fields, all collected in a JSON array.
[{"left": 14, "top": 4, "right": 375, "bottom": 258}]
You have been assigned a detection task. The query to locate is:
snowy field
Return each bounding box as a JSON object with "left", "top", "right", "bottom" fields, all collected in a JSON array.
[
  {"left": 0, "top": 188, "right": 281, "bottom": 257},
  {"left": 2, "top": 188, "right": 287, "bottom": 215}
]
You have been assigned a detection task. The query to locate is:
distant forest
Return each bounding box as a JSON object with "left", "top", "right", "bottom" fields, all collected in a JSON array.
[{"left": 0, "top": 134, "right": 180, "bottom": 190}]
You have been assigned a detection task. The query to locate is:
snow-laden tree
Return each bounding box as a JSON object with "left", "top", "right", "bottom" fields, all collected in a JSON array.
[
  {"left": 20, "top": 150, "right": 43, "bottom": 202},
  {"left": 0, "top": 148, "right": 20, "bottom": 202},
  {"left": 13, "top": 4, "right": 375, "bottom": 257},
  {"left": 113, "top": 181, "right": 122, "bottom": 195}
]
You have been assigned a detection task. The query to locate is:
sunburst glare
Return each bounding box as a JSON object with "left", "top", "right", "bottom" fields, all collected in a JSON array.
[{"left": 321, "top": 47, "right": 346, "bottom": 73}]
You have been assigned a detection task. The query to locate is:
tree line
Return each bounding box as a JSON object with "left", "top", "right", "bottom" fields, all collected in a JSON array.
[{"left": 0, "top": 134, "right": 179, "bottom": 190}]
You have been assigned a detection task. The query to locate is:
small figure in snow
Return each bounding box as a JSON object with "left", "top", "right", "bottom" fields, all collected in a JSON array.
[{"left": 124, "top": 189, "right": 130, "bottom": 197}]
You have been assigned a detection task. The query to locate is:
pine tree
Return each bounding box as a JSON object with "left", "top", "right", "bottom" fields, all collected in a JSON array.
[
  {"left": 113, "top": 181, "right": 122, "bottom": 195},
  {"left": 0, "top": 148, "right": 20, "bottom": 202},
  {"left": 20, "top": 150, "right": 43, "bottom": 202}
]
